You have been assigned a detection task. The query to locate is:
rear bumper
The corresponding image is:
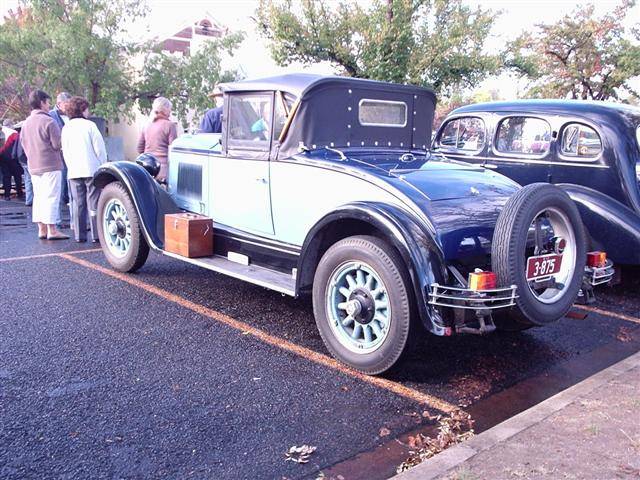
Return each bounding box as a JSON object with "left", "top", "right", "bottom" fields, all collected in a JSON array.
[
  {"left": 428, "top": 283, "right": 518, "bottom": 311},
  {"left": 584, "top": 259, "right": 614, "bottom": 286}
]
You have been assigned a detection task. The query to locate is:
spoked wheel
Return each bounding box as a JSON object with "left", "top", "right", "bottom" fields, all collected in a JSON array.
[
  {"left": 326, "top": 261, "right": 392, "bottom": 355},
  {"left": 103, "top": 198, "right": 132, "bottom": 258},
  {"left": 492, "top": 183, "right": 586, "bottom": 330},
  {"left": 313, "top": 235, "right": 416, "bottom": 375},
  {"left": 97, "top": 182, "right": 149, "bottom": 272}
]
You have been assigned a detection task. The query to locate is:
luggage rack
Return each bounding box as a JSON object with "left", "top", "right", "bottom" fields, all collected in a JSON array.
[
  {"left": 428, "top": 283, "right": 518, "bottom": 310},
  {"left": 584, "top": 259, "right": 615, "bottom": 286}
]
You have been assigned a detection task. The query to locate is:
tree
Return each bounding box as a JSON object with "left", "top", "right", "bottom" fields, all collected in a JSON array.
[
  {"left": 0, "top": 0, "right": 146, "bottom": 120},
  {"left": 137, "top": 33, "right": 245, "bottom": 124},
  {"left": 256, "top": 0, "right": 501, "bottom": 95},
  {"left": 507, "top": 0, "right": 640, "bottom": 101}
]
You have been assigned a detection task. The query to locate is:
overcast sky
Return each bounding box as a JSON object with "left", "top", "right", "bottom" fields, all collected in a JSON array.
[{"left": 1, "top": 0, "right": 638, "bottom": 98}]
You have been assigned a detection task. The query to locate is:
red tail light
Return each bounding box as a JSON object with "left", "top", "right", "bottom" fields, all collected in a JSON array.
[
  {"left": 587, "top": 251, "right": 607, "bottom": 268},
  {"left": 468, "top": 271, "right": 497, "bottom": 291}
]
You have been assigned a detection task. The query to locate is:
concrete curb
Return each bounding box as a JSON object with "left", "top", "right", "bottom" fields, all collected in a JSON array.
[{"left": 393, "top": 350, "right": 640, "bottom": 480}]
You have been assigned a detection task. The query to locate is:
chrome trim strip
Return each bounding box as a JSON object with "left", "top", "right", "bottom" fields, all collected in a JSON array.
[
  {"left": 441, "top": 153, "right": 610, "bottom": 169},
  {"left": 221, "top": 234, "right": 301, "bottom": 256},
  {"left": 162, "top": 251, "right": 296, "bottom": 296},
  {"left": 213, "top": 224, "right": 302, "bottom": 253}
]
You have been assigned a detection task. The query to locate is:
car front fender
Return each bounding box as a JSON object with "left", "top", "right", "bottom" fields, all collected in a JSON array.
[
  {"left": 297, "top": 202, "right": 450, "bottom": 335},
  {"left": 559, "top": 183, "right": 640, "bottom": 264},
  {"left": 92, "top": 162, "right": 181, "bottom": 250}
]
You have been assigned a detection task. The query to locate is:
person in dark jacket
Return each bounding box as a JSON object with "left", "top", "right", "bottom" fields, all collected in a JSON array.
[
  {"left": 49, "top": 92, "right": 71, "bottom": 221},
  {"left": 13, "top": 122, "right": 33, "bottom": 205},
  {"left": 0, "top": 121, "right": 23, "bottom": 200},
  {"left": 199, "top": 86, "right": 224, "bottom": 133}
]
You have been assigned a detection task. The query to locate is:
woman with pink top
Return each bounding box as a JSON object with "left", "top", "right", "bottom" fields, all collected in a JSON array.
[{"left": 137, "top": 97, "right": 178, "bottom": 183}]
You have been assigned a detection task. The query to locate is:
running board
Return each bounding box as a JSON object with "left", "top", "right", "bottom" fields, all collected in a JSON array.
[{"left": 162, "top": 251, "right": 296, "bottom": 296}]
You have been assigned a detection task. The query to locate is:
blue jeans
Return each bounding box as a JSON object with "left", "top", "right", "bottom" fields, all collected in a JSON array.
[{"left": 21, "top": 163, "right": 33, "bottom": 204}]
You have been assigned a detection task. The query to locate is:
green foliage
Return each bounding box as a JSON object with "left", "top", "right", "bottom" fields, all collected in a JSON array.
[
  {"left": 506, "top": 0, "right": 640, "bottom": 100},
  {"left": 0, "top": 1, "right": 245, "bottom": 123},
  {"left": 256, "top": 0, "right": 501, "bottom": 95},
  {"left": 0, "top": 0, "right": 145, "bottom": 120},
  {"left": 137, "top": 33, "right": 245, "bottom": 124}
]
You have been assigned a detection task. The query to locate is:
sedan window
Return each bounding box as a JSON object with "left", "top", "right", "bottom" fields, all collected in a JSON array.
[
  {"left": 437, "top": 117, "right": 486, "bottom": 152},
  {"left": 560, "top": 123, "right": 602, "bottom": 158},
  {"left": 496, "top": 117, "right": 551, "bottom": 155}
]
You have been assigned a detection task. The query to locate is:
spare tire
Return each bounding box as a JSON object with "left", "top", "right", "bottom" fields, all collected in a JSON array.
[{"left": 491, "top": 183, "right": 586, "bottom": 329}]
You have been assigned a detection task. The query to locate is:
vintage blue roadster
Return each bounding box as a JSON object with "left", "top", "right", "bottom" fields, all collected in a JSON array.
[
  {"left": 93, "top": 75, "right": 594, "bottom": 374},
  {"left": 434, "top": 100, "right": 640, "bottom": 268}
]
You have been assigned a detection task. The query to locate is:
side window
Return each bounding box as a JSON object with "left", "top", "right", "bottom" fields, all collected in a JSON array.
[
  {"left": 272, "top": 92, "right": 296, "bottom": 141},
  {"left": 496, "top": 117, "right": 551, "bottom": 156},
  {"left": 560, "top": 123, "right": 602, "bottom": 158},
  {"left": 437, "top": 117, "right": 486, "bottom": 152},
  {"left": 228, "top": 93, "right": 272, "bottom": 148}
]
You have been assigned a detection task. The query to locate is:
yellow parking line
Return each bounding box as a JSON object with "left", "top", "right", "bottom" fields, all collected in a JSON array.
[
  {"left": 60, "top": 253, "right": 459, "bottom": 413},
  {"left": 575, "top": 305, "right": 640, "bottom": 325},
  {"left": 0, "top": 248, "right": 101, "bottom": 263}
]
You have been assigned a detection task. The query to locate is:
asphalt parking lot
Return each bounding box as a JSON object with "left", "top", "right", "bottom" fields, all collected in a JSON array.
[{"left": 1, "top": 199, "right": 639, "bottom": 480}]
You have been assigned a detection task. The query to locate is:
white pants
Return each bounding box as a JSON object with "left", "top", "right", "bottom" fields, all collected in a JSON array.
[{"left": 31, "top": 170, "right": 62, "bottom": 225}]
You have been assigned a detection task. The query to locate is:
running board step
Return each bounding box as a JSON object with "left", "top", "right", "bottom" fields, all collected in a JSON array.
[{"left": 162, "top": 250, "right": 296, "bottom": 296}]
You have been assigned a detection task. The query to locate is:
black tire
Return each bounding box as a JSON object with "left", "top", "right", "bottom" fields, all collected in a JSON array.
[
  {"left": 97, "top": 181, "right": 150, "bottom": 273},
  {"left": 491, "top": 183, "right": 586, "bottom": 329},
  {"left": 312, "top": 235, "right": 416, "bottom": 375}
]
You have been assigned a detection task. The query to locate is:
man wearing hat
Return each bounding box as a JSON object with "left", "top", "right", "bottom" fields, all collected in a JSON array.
[{"left": 199, "top": 86, "right": 223, "bottom": 134}]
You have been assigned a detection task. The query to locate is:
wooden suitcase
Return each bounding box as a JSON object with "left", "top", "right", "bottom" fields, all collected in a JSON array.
[{"left": 164, "top": 213, "right": 213, "bottom": 258}]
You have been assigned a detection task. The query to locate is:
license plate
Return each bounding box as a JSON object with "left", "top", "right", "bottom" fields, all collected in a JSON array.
[{"left": 526, "top": 253, "right": 563, "bottom": 281}]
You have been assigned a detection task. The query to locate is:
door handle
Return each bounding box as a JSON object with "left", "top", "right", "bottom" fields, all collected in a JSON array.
[{"left": 256, "top": 177, "right": 268, "bottom": 184}]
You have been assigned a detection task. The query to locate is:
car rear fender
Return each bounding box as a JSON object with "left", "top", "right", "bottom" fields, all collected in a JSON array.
[
  {"left": 297, "top": 202, "right": 450, "bottom": 335},
  {"left": 92, "top": 162, "right": 181, "bottom": 251},
  {"left": 559, "top": 184, "right": 640, "bottom": 264}
]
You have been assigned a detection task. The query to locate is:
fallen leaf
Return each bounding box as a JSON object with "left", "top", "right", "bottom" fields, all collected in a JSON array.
[
  {"left": 617, "top": 327, "right": 633, "bottom": 343},
  {"left": 285, "top": 444, "right": 317, "bottom": 464}
]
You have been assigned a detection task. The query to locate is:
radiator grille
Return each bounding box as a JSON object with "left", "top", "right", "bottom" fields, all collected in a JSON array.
[{"left": 177, "top": 162, "right": 202, "bottom": 200}]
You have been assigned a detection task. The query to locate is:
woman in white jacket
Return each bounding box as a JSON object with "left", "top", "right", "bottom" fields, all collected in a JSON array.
[{"left": 61, "top": 96, "right": 107, "bottom": 242}]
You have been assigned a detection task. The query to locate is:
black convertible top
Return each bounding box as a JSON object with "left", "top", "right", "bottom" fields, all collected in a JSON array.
[{"left": 220, "top": 74, "right": 437, "bottom": 158}]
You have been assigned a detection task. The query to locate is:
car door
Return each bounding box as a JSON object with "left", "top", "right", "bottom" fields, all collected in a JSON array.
[{"left": 210, "top": 92, "right": 275, "bottom": 235}]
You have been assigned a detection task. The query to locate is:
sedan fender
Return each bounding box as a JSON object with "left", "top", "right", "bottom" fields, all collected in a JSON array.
[
  {"left": 297, "top": 202, "right": 450, "bottom": 335},
  {"left": 559, "top": 184, "right": 640, "bottom": 264},
  {"left": 92, "top": 162, "right": 181, "bottom": 250}
]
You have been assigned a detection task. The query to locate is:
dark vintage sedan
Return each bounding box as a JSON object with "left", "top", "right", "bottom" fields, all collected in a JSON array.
[
  {"left": 433, "top": 100, "right": 640, "bottom": 267},
  {"left": 92, "top": 76, "right": 593, "bottom": 374}
]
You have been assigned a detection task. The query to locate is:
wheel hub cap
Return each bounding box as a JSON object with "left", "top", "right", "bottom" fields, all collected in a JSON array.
[{"left": 326, "top": 261, "right": 391, "bottom": 354}]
